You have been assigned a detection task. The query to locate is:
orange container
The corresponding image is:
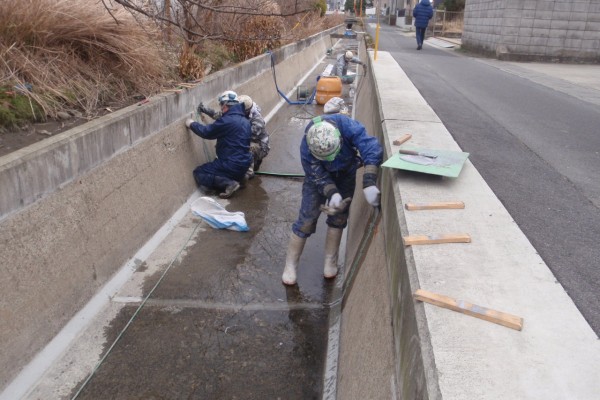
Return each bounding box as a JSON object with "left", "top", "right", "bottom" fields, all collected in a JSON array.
[{"left": 315, "top": 76, "right": 342, "bottom": 105}]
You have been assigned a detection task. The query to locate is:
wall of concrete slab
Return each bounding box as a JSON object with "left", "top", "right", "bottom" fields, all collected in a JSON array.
[
  {"left": 463, "top": 0, "right": 600, "bottom": 62},
  {"left": 355, "top": 50, "right": 600, "bottom": 400},
  {"left": 0, "top": 26, "right": 339, "bottom": 389},
  {"left": 339, "top": 49, "right": 442, "bottom": 399}
]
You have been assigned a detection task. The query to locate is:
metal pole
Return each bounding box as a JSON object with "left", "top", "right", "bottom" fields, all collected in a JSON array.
[{"left": 375, "top": 0, "right": 381, "bottom": 60}]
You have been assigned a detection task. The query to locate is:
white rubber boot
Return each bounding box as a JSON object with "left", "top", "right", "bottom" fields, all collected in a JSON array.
[
  {"left": 323, "top": 227, "right": 343, "bottom": 279},
  {"left": 282, "top": 233, "right": 306, "bottom": 285}
]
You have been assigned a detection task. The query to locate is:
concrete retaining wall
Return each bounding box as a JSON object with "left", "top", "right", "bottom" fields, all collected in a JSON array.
[
  {"left": 339, "top": 49, "right": 442, "bottom": 399},
  {"left": 463, "top": 0, "right": 600, "bottom": 62},
  {"left": 346, "top": 50, "right": 600, "bottom": 399},
  {"left": 0, "top": 26, "right": 339, "bottom": 389}
]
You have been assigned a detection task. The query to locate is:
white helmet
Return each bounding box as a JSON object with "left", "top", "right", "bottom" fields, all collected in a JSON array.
[
  {"left": 238, "top": 95, "right": 253, "bottom": 112},
  {"left": 344, "top": 51, "right": 354, "bottom": 61},
  {"left": 306, "top": 117, "right": 341, "bottom": 161},
  {"left": 218, "top": 90, "right": 239, "bottom": 106}
]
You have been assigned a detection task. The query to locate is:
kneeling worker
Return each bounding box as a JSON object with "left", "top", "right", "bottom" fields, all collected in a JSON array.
[
  {"left": 198, "top": 95, "right": 270, "bottom": 180},
  {"left": 281, "top": 113, "right": 383, "bottom": 285},
  {"left": 185, "top": 90, "right": 252, "bottom": 199}
]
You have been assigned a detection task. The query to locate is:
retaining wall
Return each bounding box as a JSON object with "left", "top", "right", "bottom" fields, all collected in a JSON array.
[
  {"left": 344, "top": 50, "right": 600, "bottom": 399},
  {"left": 463, "top": 0, "right": 600, "bottom": 62},
  {"left": 0, "top": 26, "right": 339, "bottom": 389}
]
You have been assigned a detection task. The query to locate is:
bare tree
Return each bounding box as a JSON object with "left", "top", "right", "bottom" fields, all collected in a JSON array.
[{"left": 103, "top": 0, "right": 318, "bottom": 43}]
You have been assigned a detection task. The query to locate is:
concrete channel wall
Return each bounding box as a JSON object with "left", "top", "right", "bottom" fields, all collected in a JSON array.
[
  {"left": 350, "top": 50, "right": 599, "bottom": 399},
  {"left": 0, "top": 26, "right": 340, "bottom": 389}
]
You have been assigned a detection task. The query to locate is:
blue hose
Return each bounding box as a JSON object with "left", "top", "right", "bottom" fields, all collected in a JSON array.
[{"left": 268, "top": 51, "right": 317, "bottom": 105}]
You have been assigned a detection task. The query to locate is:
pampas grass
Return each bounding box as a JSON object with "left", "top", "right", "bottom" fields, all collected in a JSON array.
[
  {"left": 0, "top": 0, "right": 176, "bottom": 119},
  {"left": 0, "top": 0, "right": 344, "bottom": 124}
]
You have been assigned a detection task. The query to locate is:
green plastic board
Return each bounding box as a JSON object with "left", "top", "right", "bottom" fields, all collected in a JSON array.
[{"left": 381, "top": 146, "right": 470, "bottom": 178}]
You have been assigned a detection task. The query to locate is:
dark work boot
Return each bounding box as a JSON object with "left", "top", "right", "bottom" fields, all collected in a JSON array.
[
  {"left": 219, "top": 181, "right": 240, "bottom": 199},
  {"left": 213, "top": 176, "right": 241, "bottom": 199},
  {"left": 199, "top": 185, "right": 216, "bottom": 195}
]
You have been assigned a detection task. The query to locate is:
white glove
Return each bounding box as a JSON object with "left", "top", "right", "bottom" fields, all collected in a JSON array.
[
  {"left": 320, "top": 197, "right": 352, "bottom": 216},
  {"left": 363, "top": 186, "right": 380, "bottom": 207},
  {"left": 328, "top": 193, "right": 342, "bottom": 209},
  {"left": 185, "top": 118, "right": 195, "bottom": 128}
]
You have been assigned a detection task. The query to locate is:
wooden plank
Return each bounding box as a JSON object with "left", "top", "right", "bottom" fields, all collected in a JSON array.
[
  {"left": 403, "top": 234, "right": 471, "bottom": 246},
  {"left": 413, "top": 289, "right": 524, "bottom": 331},
  {"left": 392, "top": 133, "right": 412, "bottom": 146},
  {"left": 405, "top": 201, "right": 465, "bottom": 211}
]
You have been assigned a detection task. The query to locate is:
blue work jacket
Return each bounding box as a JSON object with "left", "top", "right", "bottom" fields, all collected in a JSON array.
[
  {"left": 300, "top": 114, "right": 383, "bottom": 198},
  {"left": 189, "top": 103, "right": 252, "bottom": 169}
]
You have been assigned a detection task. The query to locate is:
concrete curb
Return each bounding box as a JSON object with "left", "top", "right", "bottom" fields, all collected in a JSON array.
[{"left": 371, "top": 50, "right": 600, "bottom": 399}]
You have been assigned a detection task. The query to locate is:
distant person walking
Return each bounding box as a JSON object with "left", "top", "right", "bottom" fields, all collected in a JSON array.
[{"left": 413, "top": 0, "right": 434, "bottom": 50}]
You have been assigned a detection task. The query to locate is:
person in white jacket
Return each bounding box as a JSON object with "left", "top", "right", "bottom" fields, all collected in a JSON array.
[{"left": 334, "top": 51, "right": 365, "bottom": 84}]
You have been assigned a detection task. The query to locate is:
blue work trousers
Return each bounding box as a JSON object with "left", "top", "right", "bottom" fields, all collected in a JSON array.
[
  {"left": 292, "top": 171, "right": 357, "bottom": 238},
  {"left": 416, "top": 27, "right": 427, "bottom": 47},
  {"left": 193, "top": 158, "right": 247, "bottom": 190}
]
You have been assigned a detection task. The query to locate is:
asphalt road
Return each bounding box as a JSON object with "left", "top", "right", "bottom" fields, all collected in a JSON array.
[{"left": 367, "top": 23, "right": 600, "bottom": 336}]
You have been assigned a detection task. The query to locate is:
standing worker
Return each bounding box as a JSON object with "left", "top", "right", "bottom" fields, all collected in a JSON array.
[
  {"left": 334, "top": 51, "right": 366, "bottom": 84},
  {"left": 198, "top": 95, "right": 270, "bottom": 180},
  {"left": 185, "top": 90, "right": 252, "bottom": 199},
  {"left": 413, "top": 0, "right": 434, "bottom": 50},
  {"left": 281, "top": 114, "right": 383, "bottom": 286}
]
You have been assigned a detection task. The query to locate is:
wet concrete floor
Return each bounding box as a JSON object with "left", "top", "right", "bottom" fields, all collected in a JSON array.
[{"left": 65, "top": 37, "right": 363, "bottom": 400}]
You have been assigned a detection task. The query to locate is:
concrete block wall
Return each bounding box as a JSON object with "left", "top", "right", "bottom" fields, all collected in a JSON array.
[
  {"left": 463, "top": 0, "right": 600, "bottom": 62},
  {"left": 0, "top": 26, "right": 339, "bottom": 390}
]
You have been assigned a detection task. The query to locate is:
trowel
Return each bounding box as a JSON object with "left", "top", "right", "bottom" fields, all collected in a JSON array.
[
  {"left": 398, "top": 148, "right": 454, "bottom": 167},
  {"left": 398, "top": 149, "right": 437, "bottom": 159}
]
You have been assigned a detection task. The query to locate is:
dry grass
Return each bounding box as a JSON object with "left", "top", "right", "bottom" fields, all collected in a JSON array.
[
  {"left": 0, "top": 0, "right": 344, "bottom": 128},
  {"left": 0, "top": 0, "right": 177, "bottom": 120}
]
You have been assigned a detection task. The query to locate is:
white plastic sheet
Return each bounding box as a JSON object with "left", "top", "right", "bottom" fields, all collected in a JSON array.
[
  {"left": 324, "top": 97, "right": 347, "bottom": 114},
  {"left": 190, "top": 197, "right": 249, "bottom": 232}
]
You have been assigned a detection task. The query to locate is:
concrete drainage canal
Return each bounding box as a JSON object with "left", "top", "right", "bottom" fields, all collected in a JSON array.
[{"left": 5, "top": 31, "right": 394, "bottom": 400}]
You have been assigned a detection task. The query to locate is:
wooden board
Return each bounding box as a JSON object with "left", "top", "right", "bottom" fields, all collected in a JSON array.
[
  {"left": 405, "top": 201, "right": 465, "bottom": 211},
  {"left": 392, "top": 134, "right": 412, "bottom": 146},
  {"left": 403, "top": 234, "right": 471, "bottom": 245},
  {"left": 413, "top": 289, "right": 524, "bottom": 331}
]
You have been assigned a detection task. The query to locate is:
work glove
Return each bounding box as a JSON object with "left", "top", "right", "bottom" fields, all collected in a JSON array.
[
  {"left": 185, "top": 118, "right": 195, "bottom": 128},
  {"left": 363, "top": 185, "right": 380, "bottom": 207},
  {"left": 320, "top": 196, "right": 352, "bottom": 216},
  {"left": 197, "top": 102, "right": 209, "bottom": 115},
  {"left": 329, "top": 193, "right": 342, "bottom": 209}
]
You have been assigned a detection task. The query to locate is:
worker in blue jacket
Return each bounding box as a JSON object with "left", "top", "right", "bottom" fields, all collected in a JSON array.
[
  {"left": 281, "top": 113, "right": 383, "bottom": 285},
  {"left": 185, "top": 90, "right": 252, "bottom": 199},
  {"left": 413, "top": 0, "right": 434, "bottom": 50}
]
